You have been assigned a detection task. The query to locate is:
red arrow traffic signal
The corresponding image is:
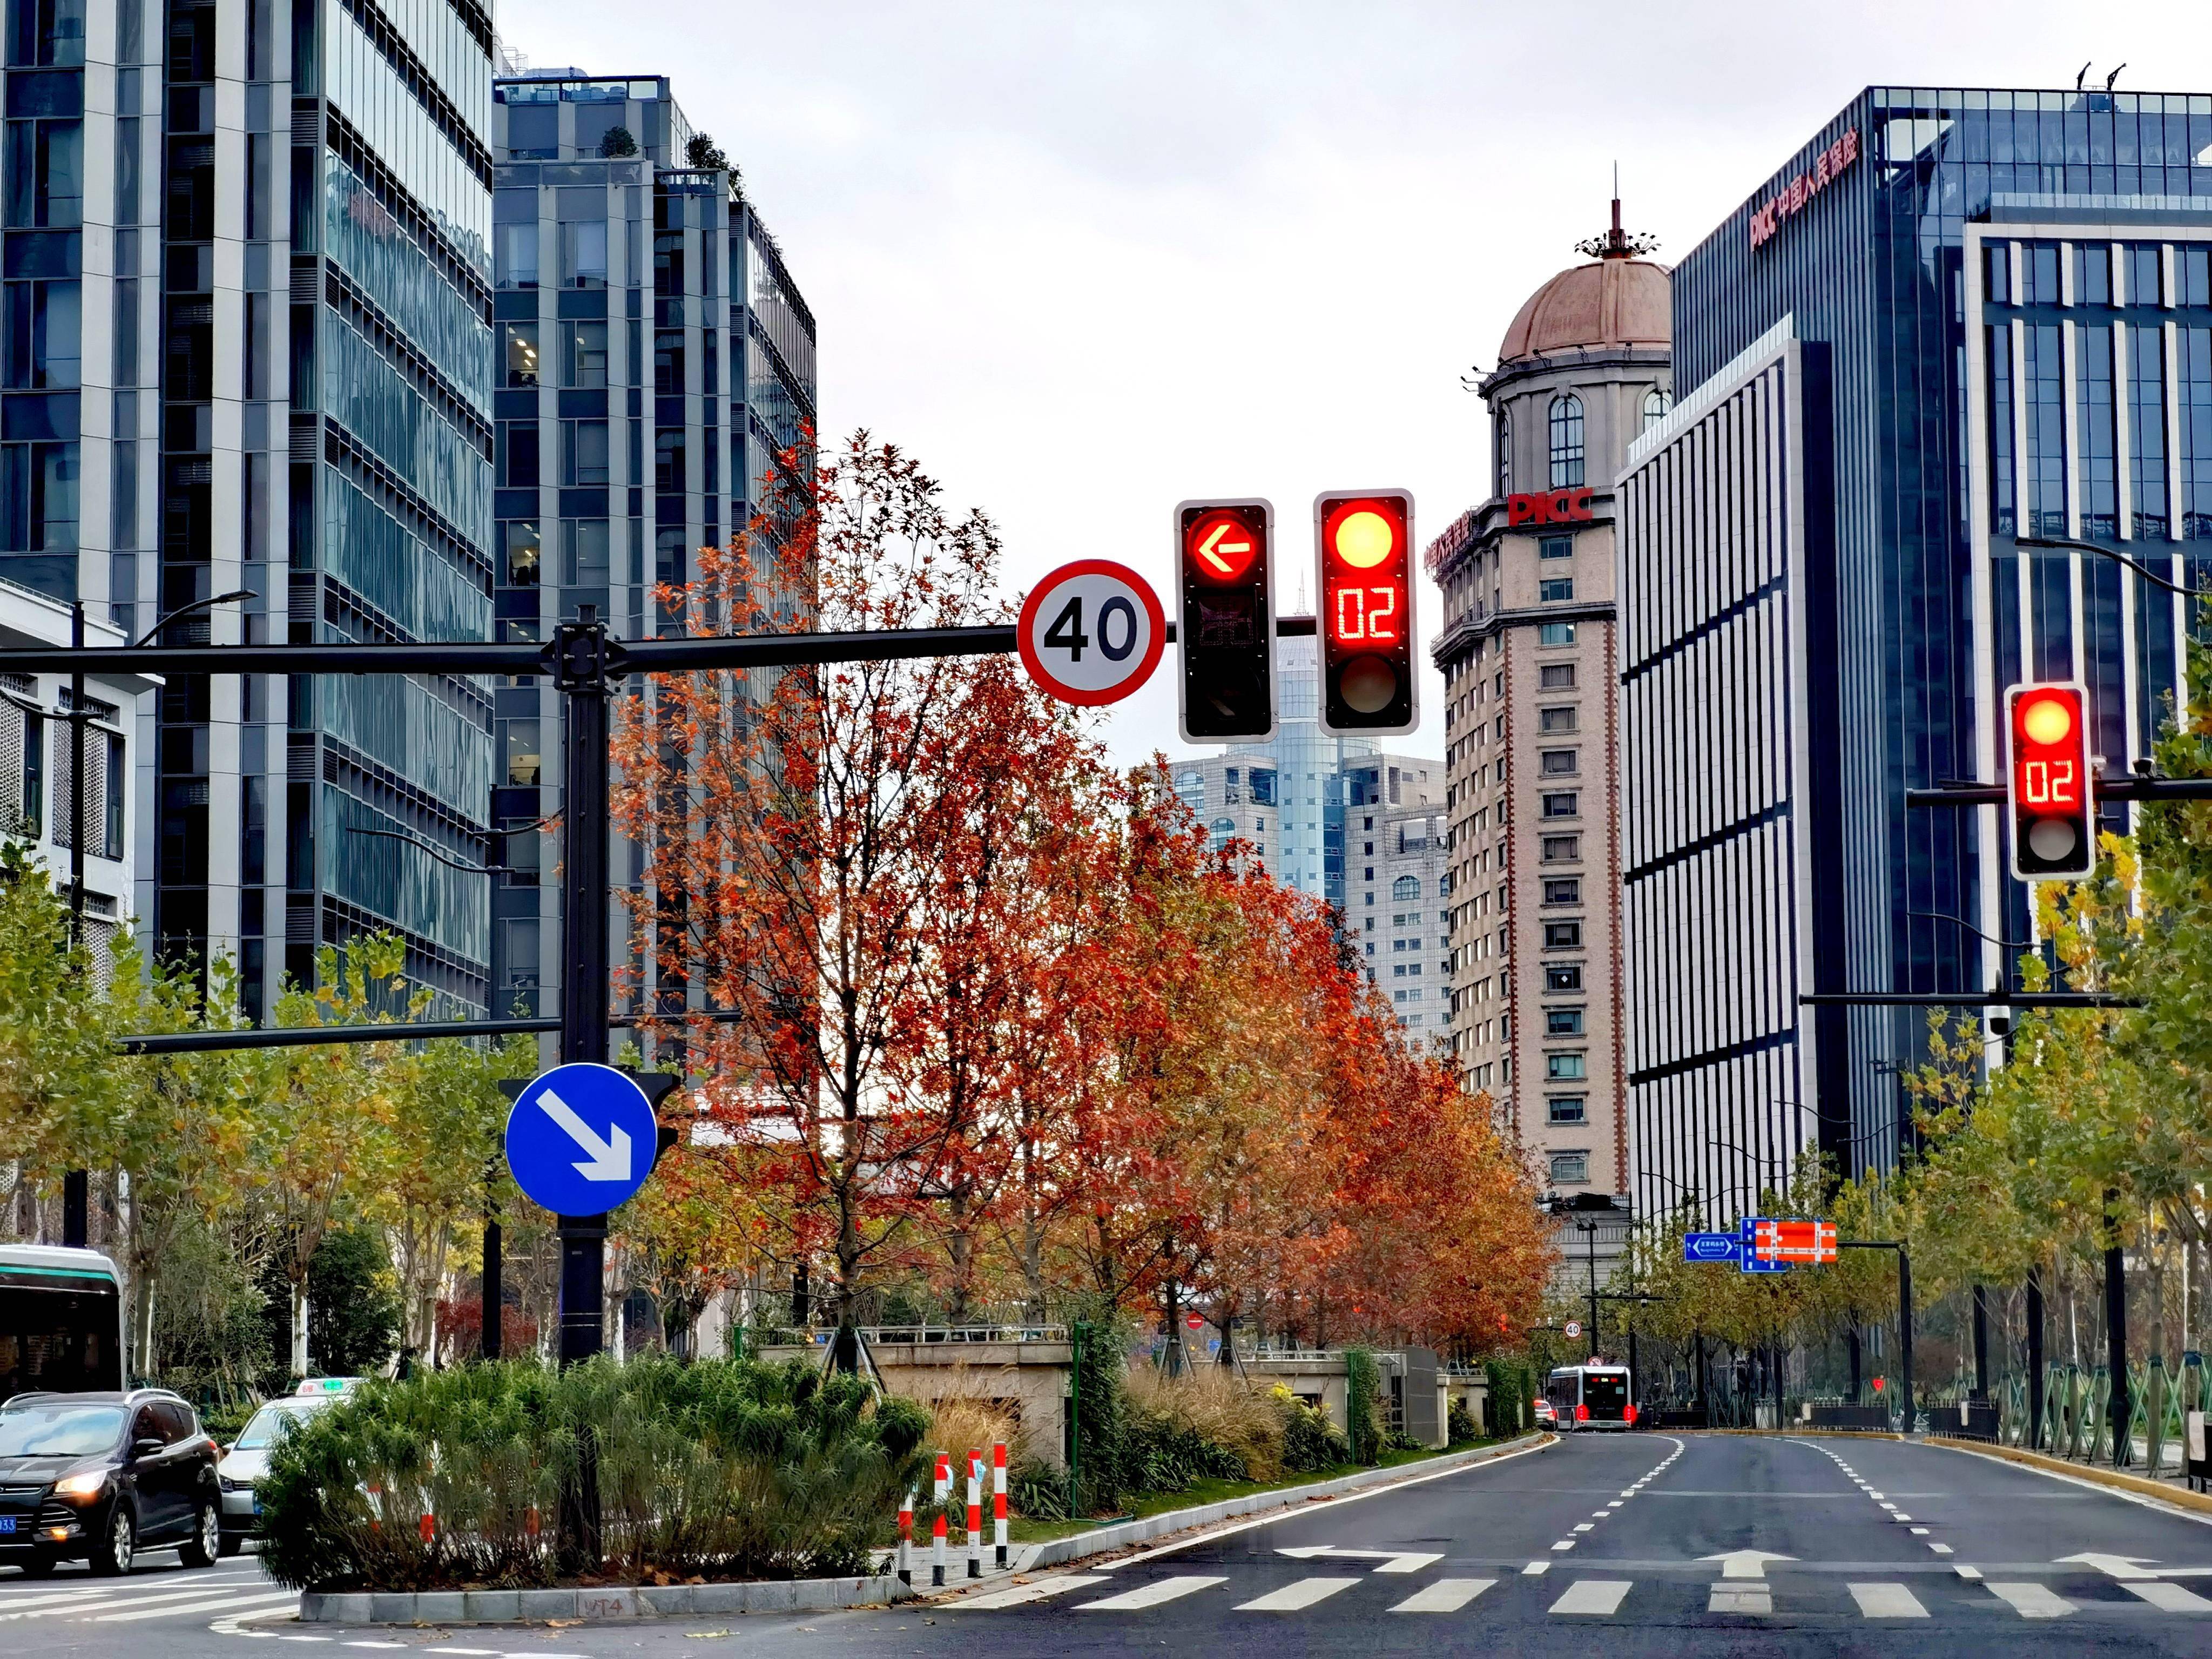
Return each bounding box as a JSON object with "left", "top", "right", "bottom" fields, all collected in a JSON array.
[
  {"left": 2006, "top": 682, "right": 2095, "bottom": 880},
  {"left": 1175, "top": 498, "right": 1277, "bottom": 741},
  {"left": 1313, "top": 489, "right": 1418, "bottom": 736}
]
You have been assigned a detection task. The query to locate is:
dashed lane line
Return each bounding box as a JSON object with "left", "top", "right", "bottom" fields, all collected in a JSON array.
[
  {"left": 1987, "top": 1582, "right": 2074, "bottom": 1618},
  {"left": 1550, "top": 1580, "right": 1633, "bottom": 1616},
  {"left": 2126, "top": 1581, "right": 2212, "bottom": 1613},
  {"left": 1234, "top": 1576, "right": 1360, "bottom": 1611},
  {"left": 1849, "top": 1582, "right": 1929, "bottom": 1618},
  {"left": 958, "top": 1574, "right": 1112, "bottom": 1609},
  {"left": 1388, "top": 1578, "right": 1494, "bottom": 1613},
  {"left": 1076, "top": 1575, "right": 1225, "bottom": 1610}
]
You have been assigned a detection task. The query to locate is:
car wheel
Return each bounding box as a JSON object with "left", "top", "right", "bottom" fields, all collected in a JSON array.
[
  {"left": 89, "top": 1503, "right": 135, "bottom": 1576},
  {"left": 179, "top": 1500, "right": 220, "bottom": 1568}
]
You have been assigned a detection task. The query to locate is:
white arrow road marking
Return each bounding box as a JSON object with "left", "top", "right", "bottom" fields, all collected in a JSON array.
[
  {"left": 1390, "top": 1579, "right": 1494, "bottom": 1613},
  {"left": 2127, "top": 1582, "right": 2212, "bottom": 1612},
  {"left": 1236, "top": 1577, "right": 1360, "bottom": 1611},
  {"left": 2056, "top": 1552, "right": 2160, "bottom": 1579},
  {"left": 1275, "top": 1546, "right": 1445, "bottom": 1574},
  {"left": 1701, "top": 1550, "right": 1794, "bottom": 1580},
  {"left": 1550, "top": 1581, "right": 1632, "bottom": 1616},
  {"left": 1849, "top": 1582, "right": 1928, "bottom": 1618},
  {"left": 1988, "top": 1582, "right": 2074, "bottom": 1618},
  {"left": 536, "top": 1087, "right": 633, "bottom": 1181},
  {"left": 959, "top": 1575, "right": 1111, "bottom": 1609},
  {"left": 1076, "top": 1576, "right": 1224, "bottom": 1610}
]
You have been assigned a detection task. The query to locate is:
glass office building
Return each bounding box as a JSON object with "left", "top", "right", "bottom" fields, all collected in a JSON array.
[
  {"left": 487, "top": 69, "right": 816, "bottom": 1020},
  {"left": 2, "top": 0, "right": 497, "bottom": 1015},
  {"left": 1620, "top": 87, "right": 2212, "bottom": 1224}
]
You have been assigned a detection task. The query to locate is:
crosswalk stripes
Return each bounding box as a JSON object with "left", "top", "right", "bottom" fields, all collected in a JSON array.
[
  {"left": 93, "top": 1589, "right": 299, "bottom": 1622},
  {"left": 1235, "top": 1576, "right": 1360, "bottom": 1611},
  {"left": 2125, "top": 1582, "right": 2212, "bottom": 1613},
  {"left": 1987, "top": 1582, "right": 2075, "bottom": 1618},
  {"left": 1847, "top": 1582, "right": 1928, "bottom": 1618},
  {"left": 1075, "top": 1575, "right": 1225, "bottom": 1610},
  {"left": 1387, "top": 1578, "right": 1494, "bottom": 1613},
  {"left": 2, "top": 1579, "right": 268, "bottom": 1622},
  {"left": 959, "top": 1574, "right": 1112, "bottom": 1609},
  {"left": 1549, "top": 1580, "right": 1631, "bottom": 1616}
]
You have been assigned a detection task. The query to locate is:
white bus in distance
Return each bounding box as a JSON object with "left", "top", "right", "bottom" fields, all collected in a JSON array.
[
  {"left": 0, "top": 1246, "right": 126, "bottom": 1406},
  {"left": 1545, "top": 1364, "right": 1636, "bottom": 1429}
]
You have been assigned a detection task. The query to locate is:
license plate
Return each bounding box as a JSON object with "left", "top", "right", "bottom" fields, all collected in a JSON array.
[
  {"left": 252, "top": 1500, "right": 262, "bottom": 1516},
  {"left": 0, "top": 1516, "right": 16, "bottom": 1534}
]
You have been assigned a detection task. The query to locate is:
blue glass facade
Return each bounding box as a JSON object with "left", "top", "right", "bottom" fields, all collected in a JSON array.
[{"left": 1667, "top": 87, "right": 2212, "bottom": 1174}]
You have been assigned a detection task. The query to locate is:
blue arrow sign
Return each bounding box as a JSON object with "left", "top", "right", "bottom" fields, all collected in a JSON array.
[
  {"left": 505, "top": 1062, "right": 658, "bottom": 1216},
  {"left": 1683, "top": 1232, "right": 1741, "bottom": 1265},
  {"left": 1737, "top": 1216, "right": 1788, "bottom": 1274}
]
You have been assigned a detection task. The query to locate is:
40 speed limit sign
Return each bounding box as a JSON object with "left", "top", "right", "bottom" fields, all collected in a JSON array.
[{"left": 1017, "top": 559, "right": 1167, "bottom": 707}]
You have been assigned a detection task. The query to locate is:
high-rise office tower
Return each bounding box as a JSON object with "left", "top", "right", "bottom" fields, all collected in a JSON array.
[
  {"left": 485, "top": 67, "right": 816, "bottom": 1022},
  {"left": 1, "top": 0, "right": 499, "bottom": 1014}
]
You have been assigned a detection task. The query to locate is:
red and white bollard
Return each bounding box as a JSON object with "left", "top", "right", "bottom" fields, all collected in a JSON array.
[
  {"left": 966, "top": 1450, "right": 983, "bottom": 1578},
  {"left": 931, "top": 1508, "right": 947, "bottom": 1588},
  {"left": 897, "top": 1489, "right": 913, "bottom": 1586},
  {"left": 933, "top": 1451, "right": 950, "bottom": 1505},
  {"left": 992, "top": 1442, "right": 1008, "bottom": 1569}
]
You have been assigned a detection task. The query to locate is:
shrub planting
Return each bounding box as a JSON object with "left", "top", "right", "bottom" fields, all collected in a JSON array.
[{"left": 256, "top": 1354, "right": 928, "bottom": 1590}]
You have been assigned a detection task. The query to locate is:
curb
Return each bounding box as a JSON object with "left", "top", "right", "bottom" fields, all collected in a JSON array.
[
  {"left": 1016, "top": 1432, "right": 1552, "bottom": 1573},
  {"left": 1923, "top": 1434, "right": 2212, "bottom": 1518},
  {"left": 299, "top": 1574, "right": 911, "bottom": 1625}
]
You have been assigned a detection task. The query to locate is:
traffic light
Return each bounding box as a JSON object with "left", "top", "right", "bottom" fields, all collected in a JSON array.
[
  {"left": 1314, "top": 489, "right": 1418, "bottom": 736},
  {"left": 1175, "top": 497, "right": 1277, "bottom": 742},
  {"left": 2006, "top": 682, "right": 2095, "bottom": 880}
]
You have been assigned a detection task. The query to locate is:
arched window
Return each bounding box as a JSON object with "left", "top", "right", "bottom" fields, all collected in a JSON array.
[
  {"left": 1548, "top": 394, "right": 1584, "bottom": 488},
  {"left": 1393, "top": 875, "right": 1420, "bottom": 901},
  {"left": 1494, "top": 410, "right": 1510, "bottom": 496},
  {"left": 1642, "top": 386, "right": 1673, "bottom": 430},
  {"left": 1210, "top": 816, "right": 1236, "bottom": 851}
]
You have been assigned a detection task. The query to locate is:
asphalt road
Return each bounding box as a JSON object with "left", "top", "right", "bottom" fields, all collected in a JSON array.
[{"left": 8, "top": 1432, "right": 2212, "bottom": 1656}]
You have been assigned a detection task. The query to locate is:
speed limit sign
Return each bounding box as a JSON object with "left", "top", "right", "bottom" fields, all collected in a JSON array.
[
  {"left": 1018, "top": 559, "right": 1166, "bottom": 707},
  {"left": 1564, "top": 1320, "right": 1582, "bottom": 1338}
]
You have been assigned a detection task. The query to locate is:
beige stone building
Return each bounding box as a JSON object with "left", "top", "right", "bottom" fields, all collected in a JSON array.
[{"left": 1427, "top": 208, "right": 1670, "bottom": 1215}]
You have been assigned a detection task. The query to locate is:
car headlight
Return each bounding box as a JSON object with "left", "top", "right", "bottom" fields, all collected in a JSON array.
[{"left": 53, "top": 1471, "right": 106, "bottom": 1498}]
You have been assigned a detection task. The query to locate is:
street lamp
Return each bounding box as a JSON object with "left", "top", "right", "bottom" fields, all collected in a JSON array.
[{"left": 2017, "top": 534, "right": 2199, "bottom": 596}]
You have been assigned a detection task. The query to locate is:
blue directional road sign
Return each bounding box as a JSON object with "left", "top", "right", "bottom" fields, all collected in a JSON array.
[
  {"left": 1738, "top": 1215, "right": 1789, "bottom": 1274},
  {"left": 1683, "top": 1232, "right": 1741, "bottom": 1265},
  {"left": 505, "top": 1062, "right": 659, "bottom": 1217}
]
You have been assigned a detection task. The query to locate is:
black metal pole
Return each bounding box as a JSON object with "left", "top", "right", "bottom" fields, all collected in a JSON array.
[
  {"left": 1585, "top": 1223, "right": 1599, "bottom": 1359},
  {"left": 1899, "top": 1248, "right": 1915, "bottom": 1432},
  {"left": 1972, "top": 1283, "right": 1991, "bottom": 1402},
  {"left": 1847, "top": 1326, "right": 1862, "bottom": 1404},
  {"left": 2027, "top": 1264, "right": 2046, "bottom": 1448},
  {"left": 481, "top": 1158, "right": 502, "bottom": 1362},
  {"left": 2106, "top": 1227, "right": 2130, "bottom": 1467},
  {"left": 1695, "top": 1330, "right": 1708, "bottom": 1422},
  {"left": 62, "top": 602, "right": 88, "bottom": 1253}
]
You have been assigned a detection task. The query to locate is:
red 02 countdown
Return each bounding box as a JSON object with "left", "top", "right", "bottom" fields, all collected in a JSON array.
[
  {"left": 1313, "top": 488, "right": 1418, "bottom": 737},
  {"left": 1017, "top": 558, "right": 1168, "bottom": 707}
]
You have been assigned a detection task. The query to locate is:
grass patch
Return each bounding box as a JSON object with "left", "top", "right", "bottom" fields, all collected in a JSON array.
[{"left": 1006, "top": 1439, "right": 1499, "bottom": 1543}]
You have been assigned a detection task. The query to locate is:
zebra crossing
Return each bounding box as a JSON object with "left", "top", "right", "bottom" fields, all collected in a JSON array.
[
  {"left": 950, "top": 1567, "right": 2212, "bottom": 1623},
  {"left": 0, "top": 1570, "right": 297, "bottom": 1628}
]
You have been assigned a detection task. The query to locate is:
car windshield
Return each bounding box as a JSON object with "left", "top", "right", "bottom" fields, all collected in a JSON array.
[
  {"left": 233, "top": 1400, "right": 323, "bottom": 1450},
  {"left": 0, "top": 1402, "right": 126, "bottom": 1457}
]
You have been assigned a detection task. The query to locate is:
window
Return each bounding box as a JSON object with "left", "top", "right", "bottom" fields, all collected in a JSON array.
[
  {"left": 1642, "top": 385, "right": 1673, "bottom": 429},
  {"left": 4, "top": 118, "right": 81, "bottom": 227},
  {"left": 1539, "top": 622, "right": 1576, "bottom": 646},
  {"left": 1546, "top": 1007, "right": 1584, "bottom": 1036},
  {"left": 1547, "top": 393, "right": 1584, "bottom": 488},
  {"left": 8, "top": 0, "right": 86, "bottom": 66},
  {"left": 503, "top": 718, "right": 541, "bottom": 785},
  {"left": 1539, "top": 577, "right": 1574, "bottom": 602},
  {"left": 3, "top": 279, "right": 78, "bottom": 388},
  {"left": 1392, "top": 938, "right": 1407, "bottom": 953},
  {"left": 1539, "top": 663, "right": 1576, "bottom": 689},
  {"left": 499, "top": 422, "right": 538, "bottom": 488},
  {"left": 1546, "top": 1052, "right": 1586, "bottom": 1082},
  {"left": 1986, "top": 242, "right": 2012, "bottom": 304},
  {"left": 495, "top": 221, "right": 538, "bottom": 289},
  {"left": 2025, "top": 241, "right": 2060, "bottom": 305},
  {"left": 563, "top": 420, "right": 609, "bottom": 487},
  {"left": 654, "top": 427, "right": 685, "bottom": 493},
  {"left": 1547, "top": 1097, "right": 1586, "bottom": 1125},
  {"left": 503, "top": 520, "right": 541, "bottom": 586},
  {"left": 1543, "top": 878, "right": 1580, "bottom": 905},
  {"left": 503, "top": 321, "right": 537, "bottom": 387},
  {"left": 1546, "top": 963, "right": 1583, "bottom": 993},
  {"left": 1210, "top": 815, "right": 1235, "bottom": 850},
  {"left": 2127, "top": 243, "right": 2163, "bottom": 307},
  {"left": 1542, "top": 792, "right": 1577, "bottom": 818},
  {"left": 1393, "top": 875, "right": 1419, "bottom": 900},
  {"left": 559, "top": 218, "right": 608, "bottom": 288},
  {"left": 1541, "top": 834, "right": 1579, "bottom": 862},
  {"left": 15, "top": 705, "right": 43, "bottom": 834},
  {"left": 1549, "top": 1151, "right": 1589, "bottom": 1186},
  {"left": 563, "top": 518, "right": 610, "bottom": 586},
  {"left": 2182, "top": 247, "right": 2212, "bottom": 307},
  {"left": 1539, "top": 750, "right": 1577, "bottom": 776},
  {"left": 1539, "top": 705, "right": 1576, "bottom": 733},
  {"left": 1494, "top": 410, "right": 1510, "bottom": 495},
  {"left": 1250, "top": 768, "right": 1277, "bottom": 804},
  {"left": 2074, "top": 242, "right": 2110, "bottom": 306},
  {"left": 102, "top": 728, "right": 123, "bottom": 860},
  {"left": 563, "top": 321, "right": 608, "bottom": 388},
  {"left": 1539, "top": 534, "right": 1572, "bottom": 559},
  {"left": 1543, "top": 921, "right": 1582, "bottom": 949},
  {"left": 655, "top": 329, "right": 685, "bottom": 396}
]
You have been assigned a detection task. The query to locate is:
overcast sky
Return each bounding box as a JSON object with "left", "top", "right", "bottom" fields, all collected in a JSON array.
[{"left": 508, "top": 1, "right": 2211, "bottom": 770}]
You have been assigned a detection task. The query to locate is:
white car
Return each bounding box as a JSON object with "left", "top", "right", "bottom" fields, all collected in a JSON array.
[{"left": 215, "top": 1380, "right": 360, "bottom": 1553}]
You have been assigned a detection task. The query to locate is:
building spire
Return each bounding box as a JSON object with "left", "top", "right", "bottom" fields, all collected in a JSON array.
[{"left": 1576, "top": 167, "right": 1660, "bottom": 261}]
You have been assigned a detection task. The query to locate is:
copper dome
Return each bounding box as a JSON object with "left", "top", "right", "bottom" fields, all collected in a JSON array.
[{"left": 1498, "top": 255, "right": 1671, "bottom": 366}]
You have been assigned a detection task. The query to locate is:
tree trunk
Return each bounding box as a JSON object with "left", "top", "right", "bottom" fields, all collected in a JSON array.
[{"left": 291, "top": 1274, "right": 311, "bottom": 1377}]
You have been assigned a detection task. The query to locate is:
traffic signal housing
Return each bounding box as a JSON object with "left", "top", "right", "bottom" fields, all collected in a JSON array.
[
  {"left": 1175, "top": 498, "right": 1277, "bottom": 742},
  {"left": 2006, "top": 682, "right": 2095, "bottom": 880},
  {"left": 1314, "top": 489, "right": 1418, "bottom": 736}
]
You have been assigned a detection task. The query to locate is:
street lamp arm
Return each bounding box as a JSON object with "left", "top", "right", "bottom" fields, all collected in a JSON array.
[
  {"left": 342, "top": 824, "right": 497, "bottom": 875},
  {"left": 132, "top": 589, "right": 257, "bottom": 648},
  {"left": 2018, "top": 535, "right": 2196, "bottom": 597}
]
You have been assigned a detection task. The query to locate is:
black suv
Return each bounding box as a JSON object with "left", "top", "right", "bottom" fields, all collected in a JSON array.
[{"left": 0, "top": 1389, "right": 221, "bottom": 1575}]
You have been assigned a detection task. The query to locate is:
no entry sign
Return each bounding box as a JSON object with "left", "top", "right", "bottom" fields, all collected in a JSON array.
[{"left": 1019, "top": 559, "right": 1166, "bottom": 706}]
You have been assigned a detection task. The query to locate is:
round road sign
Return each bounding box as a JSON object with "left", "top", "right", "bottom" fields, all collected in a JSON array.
[
  {"left": 1019, "top": 559, "right": 1165, "bottom": 707},
  {"left": 1564, "top": 1320, "right": 1582, "bottom": 1338}
]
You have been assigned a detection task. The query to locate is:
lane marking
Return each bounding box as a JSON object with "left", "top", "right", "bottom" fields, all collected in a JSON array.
[
  {"left": 1954, "top": 1564, "right": 1983, "bottom": 1580},
  {"left": 1076, "top": 1575, "right": 1225, "bottom": 1610},
  {"left": 1988, "top": 1582, "right": 2074, "bottom": 1618},
  {"left": 1708, "top": 1584, "right": 1770, "bottom": 1615},
  {"left": 1522, "top": 1561, "right": 1550, "bottom": 1576},
  {"left": 1389, "top": 1577, "right": 1494, "bottom": 1613},
  {"left": 1930, "top": 1543, "right": 1954, "bottom": 1555},
  {"left": 14, "top": 1583, "right": 261, "bottom": 1622},
  {"left": 1607, "top": 1501, "right": 1623, "bottom": 1508},
  {"left": 1235, "top": 1576, "right": 1360, "bottom": 1611},
  {"left": 341, "top": 1645, "right": 406, "bottom": 1651},
  {"left": 2126, "top": 1581, "right": 2212, "bottom": 1612},
  {"left": 93, "top": 1589, "right": 299, "bottom": 1623},
  {"left": 1910, "top": 1527, "right": 1930, "bottom": 1535},
  {"left": 1573, "top": 1523, "right": 1594, "bottom": 1533},
  {"left": 1549, "top": 1579, "right": 1632, "bottom": 1616},
  {"left": 1849, "top": 1582, "right": 1929, "bottom": 1618},
  {"left": 1550, "top": 1540, "right": 1575, "bottom": 1551},
  {"left": 959, "top": 1574, "right": 1111, "bottom": 1609}
]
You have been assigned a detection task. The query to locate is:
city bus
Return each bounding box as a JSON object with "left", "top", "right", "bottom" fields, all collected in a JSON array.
[
  {"left": 0, "top": 1245, "right": 126, "bottom": 1406},
  {"left": 1545, "top": 1363, "right": 1636, "bottom": 1430}
]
